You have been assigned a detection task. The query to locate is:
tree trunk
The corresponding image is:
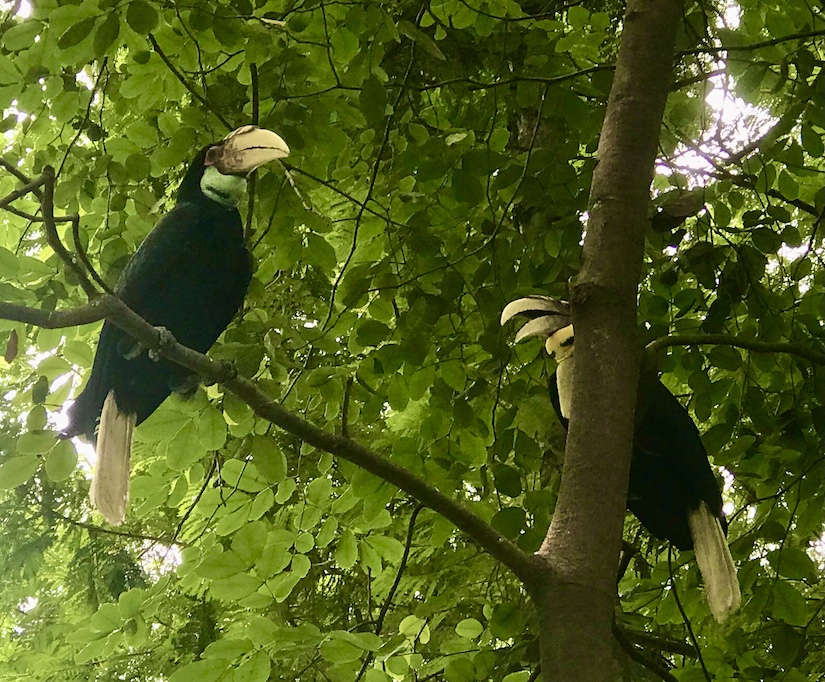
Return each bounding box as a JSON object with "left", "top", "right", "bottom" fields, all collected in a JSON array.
[{"left": 531, "top": 1, "right": 683, "bottom": 679}]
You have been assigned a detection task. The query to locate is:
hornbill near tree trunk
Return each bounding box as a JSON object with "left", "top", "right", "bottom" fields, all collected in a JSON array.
[
  {"left": 63, "top": 125, "right": 289, "bottom": 525},
  {"left": 501, "top": 296, "right": 740, "bottom": 622}
]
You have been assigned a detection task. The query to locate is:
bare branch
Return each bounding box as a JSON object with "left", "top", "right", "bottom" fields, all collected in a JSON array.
[
  {"left": 40, "top": 166, "right": 100, "bottom": 299},
  {"left": 0, "top": 299, "right": 108, "bottom": 328},
  {"left": 646, "top": 333, "right": 825, "bottom": 365}
]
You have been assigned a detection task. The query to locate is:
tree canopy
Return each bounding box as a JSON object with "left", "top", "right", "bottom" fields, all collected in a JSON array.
[{"left": 0, "top": 0, "right": 823, "bottom": 680}]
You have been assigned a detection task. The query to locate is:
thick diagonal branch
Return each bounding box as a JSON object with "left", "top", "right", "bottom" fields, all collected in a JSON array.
[{"left": 0, "top": 296, "right": 537, "bottom": 584}]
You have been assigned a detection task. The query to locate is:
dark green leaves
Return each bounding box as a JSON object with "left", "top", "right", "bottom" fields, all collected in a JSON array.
[
  {"left": 58, "top": 17, "right": 97, "bottom": 49},
  {"left": 359, "top": 76, "right": 386, "bottom": 127},
  {"left": 94, "top": 13, "right": 121, "bottom": 58},
  {"left": 126, "top": 0, "right": 159, "bottom": 34}
]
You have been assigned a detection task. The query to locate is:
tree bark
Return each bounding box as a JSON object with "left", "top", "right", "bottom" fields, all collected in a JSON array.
[{"left": 528, "top": 1, "right": 683, "bottom": 679}]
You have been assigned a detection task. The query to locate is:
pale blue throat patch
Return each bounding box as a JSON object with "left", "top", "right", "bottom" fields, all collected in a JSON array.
[{"left": 200, "top": 167, "right": 246, "bottom": 206}]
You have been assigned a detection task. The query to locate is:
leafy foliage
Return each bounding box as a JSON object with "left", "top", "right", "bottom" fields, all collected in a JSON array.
[{"left": 0, "top": 0, "right": 823, "bottom": 680}]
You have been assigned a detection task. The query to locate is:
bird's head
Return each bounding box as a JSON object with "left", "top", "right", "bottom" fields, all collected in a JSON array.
[
  {"left": 179, "top": 125, "right": 290, "bottom": 206},
  {"left": 500, "top": 296, "right": 575, "bottom": 363}
]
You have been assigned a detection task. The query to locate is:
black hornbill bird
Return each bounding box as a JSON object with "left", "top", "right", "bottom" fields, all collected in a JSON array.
[
  {"left": 63, "top": 125, "right": 290, "bottom": 525},
  {"left": 501, "top": 296, "right": 740, "bottom": 622}
]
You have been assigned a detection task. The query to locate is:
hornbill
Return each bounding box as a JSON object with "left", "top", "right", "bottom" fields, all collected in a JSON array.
[
  {"left": 501, "top": 296, "right": 740, "bottom": 622},
  {"left": 63, "top": 125, "right": 290, "bottom": 525}
]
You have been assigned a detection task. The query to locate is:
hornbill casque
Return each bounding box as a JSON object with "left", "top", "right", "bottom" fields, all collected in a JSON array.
[
  {"left": 501, "top": 296, "right": 741, "bottom": 622},
  {"left": 63, "top": 125, "right": 290, "bottom": 526}
]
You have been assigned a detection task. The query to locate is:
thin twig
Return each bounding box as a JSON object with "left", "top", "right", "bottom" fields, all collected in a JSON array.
[
  {"left": 147, "top": 33, "right": 232, "bottom": 129},
  {"left": 668, "top": 548, "right": 712, "bottom": 682},
  {"left": 355, "top": 504, "right": 424, "bottom": 682},
  {"left": 49, "top": 507, "right": 185, "bottom": 546}
]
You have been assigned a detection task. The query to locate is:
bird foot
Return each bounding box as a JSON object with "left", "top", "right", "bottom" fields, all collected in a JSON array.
[{"left": 148, "top": 326, "right": 176, "bottom": 361}]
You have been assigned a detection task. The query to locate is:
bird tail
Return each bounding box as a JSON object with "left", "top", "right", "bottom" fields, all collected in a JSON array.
[
  {"left": 90, "top": 391, "right": 135, "bottom": 526},
  {"left": 688, "top": 502, "right": 741, "bottom": 622}
]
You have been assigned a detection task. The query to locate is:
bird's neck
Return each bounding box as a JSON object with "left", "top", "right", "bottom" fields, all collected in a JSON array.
[
  {"left": 199, "top": 167, "right": 246, "bottom": 207},
  {"left": 556, "top": 355, "right": 574, "bottom": 419}
]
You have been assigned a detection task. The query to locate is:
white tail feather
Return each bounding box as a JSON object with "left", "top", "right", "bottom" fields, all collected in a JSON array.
[
  {"left": 90, "top": 391, "right": 135, "bottom": 526},
  {"left": 689, "top": 502, "right": 741, "bottom": 622}
]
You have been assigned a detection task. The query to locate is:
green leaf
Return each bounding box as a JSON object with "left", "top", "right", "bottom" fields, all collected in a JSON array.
[
  {"left": 232, "top": 520, "right": 267, "bottom": 565},
  {"left": 222, "top": 459, "right": 267, "bottom": 492},
  {"left": 491, "top": 507, "right": 526, "bottom": 539},
  {"left": 801, "top": 122, "right": 824, "bottom": 158},
  {"left": 58, "top": 17, "right": 97, "bottom": 49},
  {"left": 0, "top": 55, "right": 21, "bottom": 85},
  {"left": 567, "top": 6, "right": 590, "bottom": 29},
  {"left": 330, "top": 27, "right": 359, "bottom": 65},
  {"left": 397, "top": 20, "right": 445, "bottom": 60},
  {"left": 490, "top": 603, "right": 524, "bottom": 639},
  {"left": 45, "top": 439, "right": 78, "bottom": 481},
  {"left": 771, "top": 580, "right": 809, "bottom": 626},
  {"left": 2, "top": 21, "right": 43, "bottom": 51},
  {"left": 441, "top": 361, "right": 465, "bottom": 392},
  {"left": 168, "top": 659, "right": 228, "bottom": 682},
  {"left": 0, "top": 455, "right": 40, "bottom": 489},
  {"left": 234, "top": 651, "right": 271, "bottom": 682},
  {"left": 93, "top": 12, "right": 120, "bottom": 58},
  {"left": 444, "top": 657, "right": 475, "bottom": 682},
  {"left": 90, "top": 604, "right": 122, "bottom": 633},
  {"left": 360, "top": 76, "right": 387, "bottom": 127},
  {"left": 198, "top": 406, "right": 227, "bottom": 451},
  {"left": 335, "top": 529, "right": 358, "bottom": 569},
  {"left": 769, "top": 548, "right": 817, "bottom": 581},
  {"left": 118, "top": 589, "right": 146, "bottom": 619},
  {"left": 251, "top": 435, "right": 287, "bottom": 483},
  {"left": 320, "top": 638, "right": 362, "bottom": 664},
  {"left": 356, "top": 320, "right": 391, "bottom": 347},
  {"left": 126, "top": 0, "right": 159, "bottom": 34},
  {"left": 197, "top": 549, "right": 247, "bottom": 579},
  {"left": 305, "top": 233, "right": 337, "bottom": 271},
  {"left": 493, "top": 464, "right": 522, "bottom": 497},
  {"left": 455, "top": 618, "right": 483, "bottom": 639},
  {"left": 275, "top": 478, "right": 296, "bottom": 504},
  {"left": 210, "top": 574, "right": 261, "bottom": 602},
  {"left": 16, "top": 431, "right": 54, "bottom": 454},
  {"left": 166, "top": 421, "right": 203, "bottom": 470},
  {"left": 365, "top": 535, "right": 404, "bottom": 563},
  {"left": 31, "top": 375, "right": 49, "bottom": 404}
]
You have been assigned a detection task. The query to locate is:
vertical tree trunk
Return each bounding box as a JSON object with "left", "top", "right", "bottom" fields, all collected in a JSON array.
[{"left": 530, "top": 1, "right": 683, "bottom": 679}]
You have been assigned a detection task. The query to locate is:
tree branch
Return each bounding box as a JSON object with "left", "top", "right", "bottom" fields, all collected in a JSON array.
[
  {"left": 646, "top": 333, "right": 825, "bottom": 365},
  {"left": 0, "top": 296, "right": 537, "bottom": 584},
  {"left": 533, "top": 1, "right": 684, "bottom": 679},
  {"left": 612, "top": 624, "right": 679, "bottom": 682}
]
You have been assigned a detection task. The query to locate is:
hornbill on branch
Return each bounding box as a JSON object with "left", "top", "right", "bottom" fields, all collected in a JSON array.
[
  {"left": 63, "top": 125, "right": 290, "bottom": 526},
  {"left": 501, "top": 296, "right": 740, "bottom": 622}
]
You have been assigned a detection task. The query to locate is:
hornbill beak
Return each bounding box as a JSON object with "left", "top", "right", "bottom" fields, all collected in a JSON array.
[
  {"left": 500, "top": 296, "right": 571, "bottom": 342},
  {"left": 207, "top": 125, "right": 290, "bottom": 174}
]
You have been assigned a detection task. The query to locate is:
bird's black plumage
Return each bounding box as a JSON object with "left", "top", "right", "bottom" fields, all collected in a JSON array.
[
  {"left": 546, "top": 368, "right": 725, "bottom": 550},
  {"left": 65, "top": 145, "right": 253, "bottom": 440},
  {"left": 502, "top": 296, "right": 740, "bottom": 620},
  {"left": 63, "top": 126, "right": 290, "bottom": 525}
]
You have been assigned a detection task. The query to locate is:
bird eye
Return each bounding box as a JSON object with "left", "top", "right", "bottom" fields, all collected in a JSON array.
[{"left": 204, "top": 146, "right": 222, "bottom": 166}]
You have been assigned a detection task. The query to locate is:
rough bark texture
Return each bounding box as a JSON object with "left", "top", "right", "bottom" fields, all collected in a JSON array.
[{"left": 528, "top": 1, "right": 683, "bottom": 679}]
